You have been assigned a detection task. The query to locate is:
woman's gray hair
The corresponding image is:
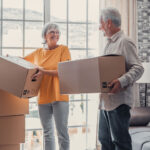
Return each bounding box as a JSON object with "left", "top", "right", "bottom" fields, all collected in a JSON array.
[
  {"left": 100, "top": 7, "right": 121, "bottom": 27},
  {"left": 42, "top": 22, "right": 60, "bottom": 44}
]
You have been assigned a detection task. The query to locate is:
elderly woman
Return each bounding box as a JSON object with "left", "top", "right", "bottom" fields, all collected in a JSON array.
[{"left": 24, "top": 22, "right": 71, "bottom": 150}]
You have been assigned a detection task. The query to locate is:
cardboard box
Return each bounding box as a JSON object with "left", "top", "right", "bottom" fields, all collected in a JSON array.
[
  {"left": 0, "top": 89, "right": 29, "bottom": 116},
  {"left": 0, "top": 144, "right": 20, "bottom": 150},
  {"left": 58, "top": 55, "right": 125, "bottom": 94},
  {"left": 0, "top": 115, "right": 25, "bottom": 145},
  {"left": 0, "top": 56, "right": 43, "bottom": 98}
]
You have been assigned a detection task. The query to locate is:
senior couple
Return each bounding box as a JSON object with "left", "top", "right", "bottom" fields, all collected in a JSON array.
[{"left": 24, "top": 7, "right": 144, "bottom": 150}]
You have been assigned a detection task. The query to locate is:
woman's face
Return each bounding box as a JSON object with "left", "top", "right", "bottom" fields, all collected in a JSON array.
[{"left": 45, "top": 29, "right": 59, "bottom": 46}]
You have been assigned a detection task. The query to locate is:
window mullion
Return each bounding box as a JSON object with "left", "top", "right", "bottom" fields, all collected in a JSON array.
[
  {"left": 0, "top": 0, "right": 3, "bottom": 55},
  {"left": 23, "top": 0, "right": 25, "bottom": 57},
  {"left": 44, "top": 0, "right": 50, "bottom": 23},
  {"left": 66, "top": 0, "right": 69, "bottom": 46}
]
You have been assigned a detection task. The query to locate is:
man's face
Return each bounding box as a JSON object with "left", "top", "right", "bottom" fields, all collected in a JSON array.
[{"left": 99, "top": 18, "right": 110, "bottom": 37}]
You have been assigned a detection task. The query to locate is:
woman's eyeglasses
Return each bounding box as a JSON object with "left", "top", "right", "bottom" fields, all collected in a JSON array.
[{"left": 47, "top": 30, "right": 59, "bottom": 35}]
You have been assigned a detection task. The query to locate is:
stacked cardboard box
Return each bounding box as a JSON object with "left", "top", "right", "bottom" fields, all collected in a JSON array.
[
  {"left": 0, "top": 144, "right": 20, "bottom": 150},
  {"left": 0, "top": 89, "right": 28, "bottom": 150},
  {"left": 0, "top": 56, "right": 42, "bottom": 150}
]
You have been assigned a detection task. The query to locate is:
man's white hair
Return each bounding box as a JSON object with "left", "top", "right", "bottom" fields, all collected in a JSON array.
[{"left": 100, "top": 7, "right": 121, "bottom": 27}]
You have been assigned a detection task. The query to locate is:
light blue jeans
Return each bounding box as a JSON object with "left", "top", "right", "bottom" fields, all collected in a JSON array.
[{"left": 38, "top": 101, "right": 69, "bottom": 150}]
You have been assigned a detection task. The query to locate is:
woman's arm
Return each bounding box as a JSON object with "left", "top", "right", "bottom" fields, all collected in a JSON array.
[
  {"left": 32, "top": 67, "right": 58, "bottom": 80},
  {"left": 39, "top": 68, "right": 58, "bottom": 76}
]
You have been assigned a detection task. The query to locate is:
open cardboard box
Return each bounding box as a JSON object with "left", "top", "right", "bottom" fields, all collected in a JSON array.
[{"left": 0, "top": 56, "right": 43, "bottom": 98}]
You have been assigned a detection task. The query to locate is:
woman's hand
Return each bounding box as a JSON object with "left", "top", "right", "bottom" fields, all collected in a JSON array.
[
  {"left": 38, "top": 67, "right": 45, "bottom": 73},
  {"left": 32, "top": 68, "right": 43, "bottom": 81}
]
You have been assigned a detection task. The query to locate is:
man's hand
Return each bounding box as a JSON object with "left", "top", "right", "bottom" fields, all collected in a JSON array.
[{"left": 108, "top": 79, "right": 122, "bottom": 94}]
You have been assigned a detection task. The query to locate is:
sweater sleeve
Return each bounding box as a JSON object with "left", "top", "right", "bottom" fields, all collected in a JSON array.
[{"left": 118, "top": 39, "right": 144, "bottom": 88}]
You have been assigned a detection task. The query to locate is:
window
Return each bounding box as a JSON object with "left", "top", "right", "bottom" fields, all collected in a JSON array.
[
  {"left": 0, "top": 1, "right": 44, "bottom": 150},
  {"left": 0, "top": 0, "right": 100, "bottom": 149},
  {"left": 48, "top": 0, "right": 100, "bottom": 149},
  {"left": 0, "top": 0, "right": 44, "bottom": 57}
]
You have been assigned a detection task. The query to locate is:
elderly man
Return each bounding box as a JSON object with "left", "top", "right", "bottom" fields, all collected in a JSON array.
[{"left": 98, "top": 8, "right": 144, "bottom": 150}]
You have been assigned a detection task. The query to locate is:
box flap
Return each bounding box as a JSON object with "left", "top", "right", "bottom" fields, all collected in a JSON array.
[{"left": 0, "top": 56, "right": 36, "bottom": 69}]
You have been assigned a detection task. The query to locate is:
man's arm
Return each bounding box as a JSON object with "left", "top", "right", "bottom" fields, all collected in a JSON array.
[
  {"left": 109, "top": 39, "right": 144, "bottom": 94},
  {"left": 118, "top": 39, "right": 144, "bottom": 88}
]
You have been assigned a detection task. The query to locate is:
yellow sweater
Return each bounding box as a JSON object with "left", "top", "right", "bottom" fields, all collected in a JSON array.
[{"left": 24, "top": 45, "right": 71, "bottom": 104}]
